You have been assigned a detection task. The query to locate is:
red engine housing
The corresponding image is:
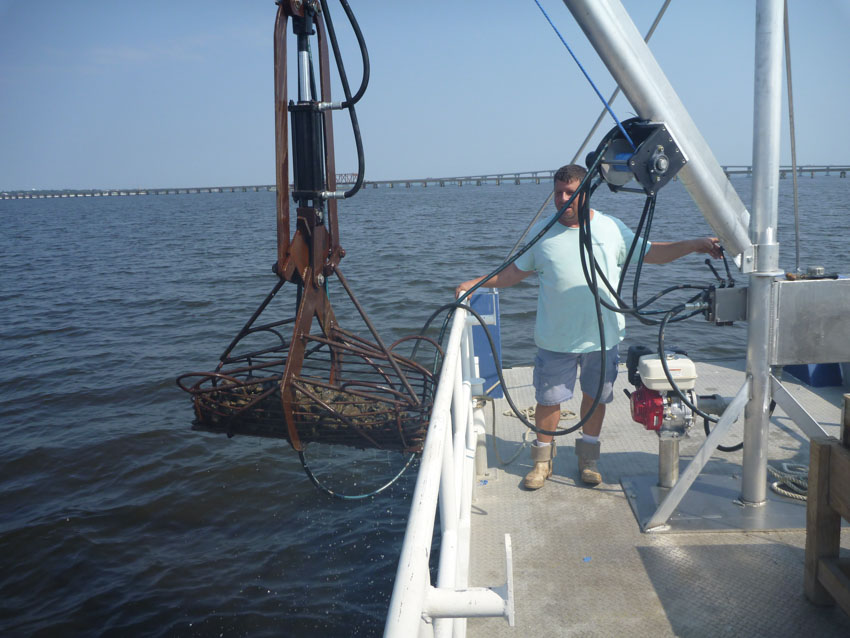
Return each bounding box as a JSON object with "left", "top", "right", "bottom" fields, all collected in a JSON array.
[{"left": 630, "top": 385, "right": 664, "bottom": 430}]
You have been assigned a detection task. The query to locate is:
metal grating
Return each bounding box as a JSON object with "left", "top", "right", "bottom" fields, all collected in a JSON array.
[{"left": 467, "top": 360, "right": 850, "bottom": 637}]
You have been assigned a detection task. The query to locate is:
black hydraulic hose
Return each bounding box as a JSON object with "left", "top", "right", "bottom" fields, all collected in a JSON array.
[
  {"left": 658, "top": 307, "right": 746, "bottom": 453},
  {"left": 576, "top": 188, "right": 710, "bottom": 325},
  {"left": 298, "top": 448, "right": 418, "bottom": 500},
  {"left": 321, "top": 0, "right": 370, "bottom": 107},
  {"left": 340, "top": 108, "right": 365, "bottom": 199},
  {"left": 576, "top": 185, "right": 661, "bottom": 327},
  {"left": 617, "top": 194, "right": 653, "bottom": 297},
  {"left": 631, "top": 195, "right": 656, "bottom": 309},
  {"left": 320, "top": 0, "right": 367, "bottom": 198},
  {"left": 430, "top": 144, "right": 611, "bottom": 363},
  {"left": 581, "top": 189, "right": 657, "bottom": 319},
  {"left": 571, "top": 187, "right": 609, "bottom": 436},
  {"left": 721, "top": 249, "right": 736, "bottom": 287},
  {"left": 453, "top": 146, "right": 609, "bottom": 310},
  {"left": 586, "top": 256, "right": 707, "bottom": 319},
  {"left": 419, "top": 150, "right": 616, "bottom": 437},
  {"left": 702, "top": 400, "right": 774, "bottom": 453},
  {"left": 658, "top": 306, "right": 718, "bottom": 425},
  {"left": 417, "top": 301, "right": 591, "bottom": 437},
  {"left": 701, "top": 418, "right": 743, "bottom": 453}
]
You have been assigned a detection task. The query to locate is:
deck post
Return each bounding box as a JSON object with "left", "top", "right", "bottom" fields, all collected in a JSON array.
[{"left": 741, "top": 0, "right": 785, "bottom": 505}]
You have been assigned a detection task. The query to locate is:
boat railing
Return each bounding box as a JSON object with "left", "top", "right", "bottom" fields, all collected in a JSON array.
[{"left": 384, "top": 303, "right": 514, "bottom": 637}]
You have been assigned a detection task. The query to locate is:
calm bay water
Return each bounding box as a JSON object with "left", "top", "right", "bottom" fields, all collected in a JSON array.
[{"left": 1, "top": 176, "right": 848, "bottom": 636}]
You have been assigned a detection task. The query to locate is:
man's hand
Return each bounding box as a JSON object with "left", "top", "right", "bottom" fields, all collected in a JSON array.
[
  {"left": 456, "top": 280, "right": 476, "bottom": 299},
  {"left": 693, "top": 237, "right": 723, "bottom": 259}
]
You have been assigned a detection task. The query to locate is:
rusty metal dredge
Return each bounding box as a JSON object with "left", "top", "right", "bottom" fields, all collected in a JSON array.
[{"left": 177, "top": 0, "right": 437, "bottom": 455}]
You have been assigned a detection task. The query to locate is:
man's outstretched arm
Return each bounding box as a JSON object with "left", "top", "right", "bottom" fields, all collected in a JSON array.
[
  {"left": 643, "top": 237, "right": 722, "bottom": 264},
  {"left": 456, "top": 263, "right": 533, "bottom": 298}
]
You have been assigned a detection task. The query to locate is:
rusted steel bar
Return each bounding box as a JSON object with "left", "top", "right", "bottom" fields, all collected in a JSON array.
[
  {"left": 274, "top": 6, "right": 290, "bottom": 276},
  {"left": 335, "top": 268, "right": 422, "bottom": 405},
  {"left": 218, "top": 278, "right": 286, "bottom": 364}
]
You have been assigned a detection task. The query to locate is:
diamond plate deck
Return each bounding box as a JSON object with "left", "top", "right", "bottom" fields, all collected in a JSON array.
[{"left": 467, "top": 359, "right": 850, "bottom": 637}]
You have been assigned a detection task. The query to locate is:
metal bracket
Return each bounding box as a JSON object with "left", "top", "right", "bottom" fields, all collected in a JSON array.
[
  {"left": 644, "top": 379, "right": 750, "bottom": 531},
  {"left": 769, "top": 373, "right": 828, "bottom": 439},
  {"left": 738, "top": 245, "right": 756, "bottom": 273},
  {"left": 423, "top": 534, "right": 515, "bottom": 626}
]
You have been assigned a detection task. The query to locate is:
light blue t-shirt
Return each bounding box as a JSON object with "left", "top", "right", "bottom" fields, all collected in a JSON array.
[{"left": 514, "top": 211, "right": 649, "bottom": 353}]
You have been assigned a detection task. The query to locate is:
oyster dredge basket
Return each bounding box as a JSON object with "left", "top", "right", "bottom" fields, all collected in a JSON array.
[
  {"left": 176, "top": 276, "right": 439, "bottom": 453},
  {"left": 177, "top": 2, "right": 438, "bottom": 455}
]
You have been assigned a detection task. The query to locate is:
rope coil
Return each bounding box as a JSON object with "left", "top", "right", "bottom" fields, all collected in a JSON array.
[{"left": 768, "top": 462, "right": 808, "bottom": 501}]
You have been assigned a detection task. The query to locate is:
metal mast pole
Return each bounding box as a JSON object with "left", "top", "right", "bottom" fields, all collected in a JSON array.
[{"left": 741, "top": 0, "right": 785, "bottom": 504}]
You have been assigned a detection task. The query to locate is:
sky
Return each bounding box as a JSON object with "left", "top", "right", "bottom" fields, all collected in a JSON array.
[{"left": 1, "top": 0, "right": 849, "bottom": 191}]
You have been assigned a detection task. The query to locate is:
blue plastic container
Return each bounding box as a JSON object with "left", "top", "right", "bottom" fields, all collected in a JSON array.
[
  {"left": 784, "top": 362, "right": 843, "bottom": 387},
  {"left": 469, "top": 289, "right": 504, "bottom": 398}
]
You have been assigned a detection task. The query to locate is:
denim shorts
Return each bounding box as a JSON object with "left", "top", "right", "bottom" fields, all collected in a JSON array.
[{"left": 532, "top": 346, "right": 620, "bottom": 406}]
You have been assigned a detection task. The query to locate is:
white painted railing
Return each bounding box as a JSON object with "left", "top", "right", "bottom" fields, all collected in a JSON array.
[{"left": 384, "top": 304, "right": 514, "bottom": 638}]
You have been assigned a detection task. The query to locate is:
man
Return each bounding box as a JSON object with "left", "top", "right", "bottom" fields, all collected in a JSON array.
[{"left": 456, "top": 164, "right": 721, "bottom": 489}]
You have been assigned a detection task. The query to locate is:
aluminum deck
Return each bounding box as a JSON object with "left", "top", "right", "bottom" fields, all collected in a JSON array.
[{"left": 467, "top": 359, "right": 850, "bottom": 637}]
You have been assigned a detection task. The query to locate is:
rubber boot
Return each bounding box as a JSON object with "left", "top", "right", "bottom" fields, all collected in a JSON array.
[
  {"left": 523, "top": 442, "right": 556, "bottom": 490},
  {"left": 575, "top": 438, "right": 602, "bottom": 485}
]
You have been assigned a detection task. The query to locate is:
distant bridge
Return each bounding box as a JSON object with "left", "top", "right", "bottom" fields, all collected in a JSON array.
[{"left": 2, "top": 165, "right": 848, "bottom": 200}]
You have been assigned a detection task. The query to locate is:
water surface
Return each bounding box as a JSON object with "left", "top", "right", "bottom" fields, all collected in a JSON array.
[{"left": 1, "top": 175, "right": 847, "bottom": 636}]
